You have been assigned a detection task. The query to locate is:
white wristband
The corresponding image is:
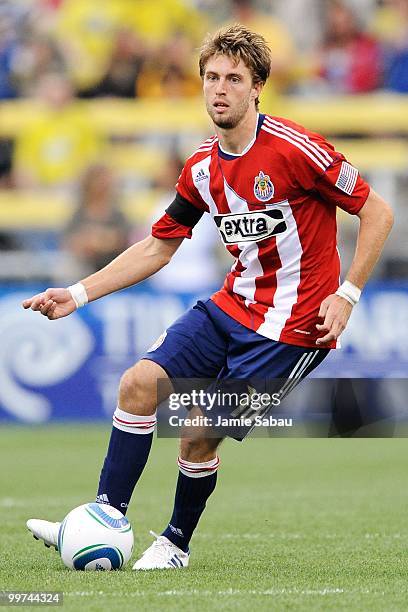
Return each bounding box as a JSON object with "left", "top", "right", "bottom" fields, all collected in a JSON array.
[
  {"left": 335, "top": 280, "right": 361, "bottom": 306},
  {"left": 68, "top": 283, "right": 88, "bottom": 308}
]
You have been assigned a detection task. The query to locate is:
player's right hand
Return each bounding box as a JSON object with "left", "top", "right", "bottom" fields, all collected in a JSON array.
[{"left": 22, "top": 288, "right": 77, "bottom": 320}]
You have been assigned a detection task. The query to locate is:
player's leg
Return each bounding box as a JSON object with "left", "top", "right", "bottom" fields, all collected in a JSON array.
[
  {"left": 219, "top": 303, "right": 331, "bottom": 439},
  {"left": 97, "top": 300, "right": 227, "bottom": 515},
  {"left": 133, "top": 423, "right": 222, "bottom": 570},
  {"left": 160, "top": 424, "right": 222, "bottom": 553},
  {"left": 96, "top": 359, "right": 172, "bottom": 513},
  {"left": 176, "top": 300, "right": 332, "bottom": 443},
  {"left": 27, "top": 358, "right": 170, "bottom": 548},
  {"left": 28, "top": 300, "right": 228, "bottom": 554}
]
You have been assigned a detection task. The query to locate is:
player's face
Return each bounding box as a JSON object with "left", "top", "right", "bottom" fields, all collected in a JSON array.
[{"left": 203, "top": 55, "right": 261, "bottom": 129}]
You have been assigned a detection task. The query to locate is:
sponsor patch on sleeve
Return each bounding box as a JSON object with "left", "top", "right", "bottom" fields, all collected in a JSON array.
[{"left": 335, "top": 161, "right": 358, "bottom": 195}]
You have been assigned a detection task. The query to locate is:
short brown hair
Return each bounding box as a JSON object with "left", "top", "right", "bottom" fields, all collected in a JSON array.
[{"left": 199, "top": 24, "right": 272, "bottom": 87}]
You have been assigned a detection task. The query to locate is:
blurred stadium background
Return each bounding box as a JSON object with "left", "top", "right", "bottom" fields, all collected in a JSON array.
[{"left": 0, "top": 0, "right": 408, "bottom": 424}]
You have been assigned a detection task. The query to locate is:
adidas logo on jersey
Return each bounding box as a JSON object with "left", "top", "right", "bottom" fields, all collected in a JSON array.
[
  {"left": 214, "top": 209, "right": 287, "bottom": 244},
  {"left": 194, "top": 168, "right": 209, "bottom": 182}
]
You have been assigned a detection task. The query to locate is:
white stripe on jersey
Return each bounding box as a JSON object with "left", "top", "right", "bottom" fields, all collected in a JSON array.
[
  {"left": 223, "top": 180, "right": 263, "bottom": 307},
  {"left": 257, "top": 200, "right": 303, "bottom": 340},
  {"left": 261, "top": 125, "right": 328, "bottom": 172},
  {"left": 234, "top": 242, "right": 263, "bottom": 307},
  {"left": 189, "top": 146, "right": 214, "bottom": 157},
  {"left": 188, "top": 136, "right": 218, "bottom": 159},
  {"left": 197, "top": 136, "right": 217, "bottom": 148},
  {"left": 191, "top": 155, "right": 217, "bottom": 215},
  {"left": 264, "top": 118, "right": 333, "bottom": 165}
]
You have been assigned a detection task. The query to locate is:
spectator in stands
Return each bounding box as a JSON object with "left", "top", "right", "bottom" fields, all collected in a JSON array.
[
  {"left": 0, "top": 12, "right": 18, "bottom": 99},
  {"left": 79, "top": 28, "right": 147, "bottom": 98},
  {"left": 54, "top": 0, "right": 207, "bottom": 94},
  {"left": 314, "top": 0, "right": 382, "bottom": 94},
  {"left": 11, "top": 34, "right": 66, "bottom": 97},
  {"left": 136, "top": 33, "right": 202, "bottom": 99},
  {"left": 63, "top": 163, "right": 129, "bottom": 276},
  {"left": 13, "top": 73, "right": 102, "bottom": 188},
  {"left": 372, "top": 0, "right": 408, "bottom": 92},
  {"left": 129, "top": 0, "right": 207, "bottom": 50},
  {"left": 54, "top": 0, "right": 134, "bottom": 92},
  {"left": 0, "top": 0, "right": 67, "bottom": 99},
  {"left": 0, "top": 139, "right": 13, "bottom": 188},
  {"left": 220, "top": 0, "right": 297, "bottom": 99},
  {"left": 0, "top": 137, "right": 19, "bottom": 249}
]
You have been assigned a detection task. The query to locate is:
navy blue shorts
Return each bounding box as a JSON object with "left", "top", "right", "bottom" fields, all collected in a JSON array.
[{"left": 143, "top": 299, "right": 330, "bottom": 439}]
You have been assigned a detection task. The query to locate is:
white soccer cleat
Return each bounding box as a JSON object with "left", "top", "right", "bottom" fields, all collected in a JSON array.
[
  {"left": 26, "top": 519, "right": 60, "bottom": 551},
  {"left": 132, "top": 531, "right": 190, "bottom": 570}
]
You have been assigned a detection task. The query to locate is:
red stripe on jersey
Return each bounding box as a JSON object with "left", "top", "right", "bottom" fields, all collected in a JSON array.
[
  {"left": 209, "top": 153, "right": 230, "bottom": 214},
  {"left": 151, "top": 213, "right": 193, "bottom": 240},
  {"left": 223, "top": 260, "right": 244, "bottom": 295},
  {"left": 278, "top": 200, "right": 339, "bottom": 343}
]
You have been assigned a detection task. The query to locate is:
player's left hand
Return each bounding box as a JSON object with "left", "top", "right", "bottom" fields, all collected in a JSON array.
[{"left": 315, "top": 294, "right": 353, "bottom": 346}]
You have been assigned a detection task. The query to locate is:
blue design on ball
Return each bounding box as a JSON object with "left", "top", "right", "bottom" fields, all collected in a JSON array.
[
  {"left": 57, "top": 518, "right": 67, "bottom": 555},
  {"left": 87, "top": 503, "right": 129, "bottom": 530},
  {"left": 73, "top": 546, "right": 123, "bottom": 570}
]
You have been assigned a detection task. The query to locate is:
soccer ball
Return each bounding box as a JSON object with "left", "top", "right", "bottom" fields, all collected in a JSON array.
[{"left": 58, "top": 502, "right": 134, "bottom": 570}]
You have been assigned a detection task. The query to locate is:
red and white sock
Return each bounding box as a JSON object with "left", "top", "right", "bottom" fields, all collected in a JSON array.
[
  {"left": 162, "top": 454, "right": 220, "bottom": 550},
  {"left": 113, "top": 406, "right": 157, "bottom": 435},
  {"left": 177, "top": 455, "right": 220, "bottom": 478}
]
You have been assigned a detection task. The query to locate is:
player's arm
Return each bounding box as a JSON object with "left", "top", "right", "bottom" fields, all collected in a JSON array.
[
  {"left": 22, "top": 235, "right": 184, "bottom": 320},
  {"left": 316, "top": 188, "right": 394, "bottom": 345},
  {"left": 81, "top": 235, "right": 183, "bottom": 300},
  {"left": 23, "top": 155, "right": 207, "bottom": 320},
  {"left": 345, "top": 188, "right": 394, "bottom": 288}
]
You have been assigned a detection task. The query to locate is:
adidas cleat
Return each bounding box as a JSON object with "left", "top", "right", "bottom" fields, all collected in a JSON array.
[
  {"left": 133, "top": 531, "right": 189, "bottom": 570},
  {"left": 26, "top": 519, "right": 60, "bottom": 551}
]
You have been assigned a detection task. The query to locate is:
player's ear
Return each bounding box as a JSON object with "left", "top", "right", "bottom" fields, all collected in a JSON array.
[{"left": 251, "top": 81, "right": 263, "bottom": 103}]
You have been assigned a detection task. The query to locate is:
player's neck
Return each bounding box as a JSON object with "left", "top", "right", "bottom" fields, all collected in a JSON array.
[{"left": 215, "top": 110, "right": 259, "bottom": 155}]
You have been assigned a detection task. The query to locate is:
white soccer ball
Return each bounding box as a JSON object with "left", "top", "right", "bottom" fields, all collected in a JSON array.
[{"left": 58, "top": 502, "right": 134, "bottom": 570}]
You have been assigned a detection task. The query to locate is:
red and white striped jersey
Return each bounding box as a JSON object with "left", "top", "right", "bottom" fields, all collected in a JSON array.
[{"left": 152, "top": 114, "right": 370, "bottom": 349}]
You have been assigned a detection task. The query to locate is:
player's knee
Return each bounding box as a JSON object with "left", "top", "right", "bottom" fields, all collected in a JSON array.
[
  {"left": 179, "top": 437, "right": 220, "bottom": 463},
  {"left": 118, "top": 361, "right": 158, "bottom": 415}
]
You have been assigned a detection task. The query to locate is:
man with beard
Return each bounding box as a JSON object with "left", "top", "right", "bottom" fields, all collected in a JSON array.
[{"left": 23, "top": 25, "right": 393, "bottom": 569}]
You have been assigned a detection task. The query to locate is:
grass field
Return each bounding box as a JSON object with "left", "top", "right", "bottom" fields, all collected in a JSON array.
[{"left": 1, "top": 426, "right": 407, "bottom": 611}]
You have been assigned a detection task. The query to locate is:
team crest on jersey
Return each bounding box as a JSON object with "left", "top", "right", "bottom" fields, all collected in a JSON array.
[{"left": 253, "top": 171, "right": 274, "bottom": 202}]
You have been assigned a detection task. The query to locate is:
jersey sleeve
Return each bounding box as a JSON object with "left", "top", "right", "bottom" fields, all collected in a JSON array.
[
  {"left": 288, "top": 131, "right": 370, "bottom": 214},
  {"left": 151, "top": 159, "right": 208, "bottom": 240}
]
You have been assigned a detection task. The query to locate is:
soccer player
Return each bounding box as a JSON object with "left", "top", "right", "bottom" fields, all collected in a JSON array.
[{"left": 23, "top": 26, "right": 393, "bottom": 569}]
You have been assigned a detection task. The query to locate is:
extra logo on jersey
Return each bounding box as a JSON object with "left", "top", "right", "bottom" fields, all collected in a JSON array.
[
  {"left": 214, "top": 209, "right": 287, "bottom": 244},
  {"left": 253, "top": 171, "right": 274, "bottom": 202}
]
